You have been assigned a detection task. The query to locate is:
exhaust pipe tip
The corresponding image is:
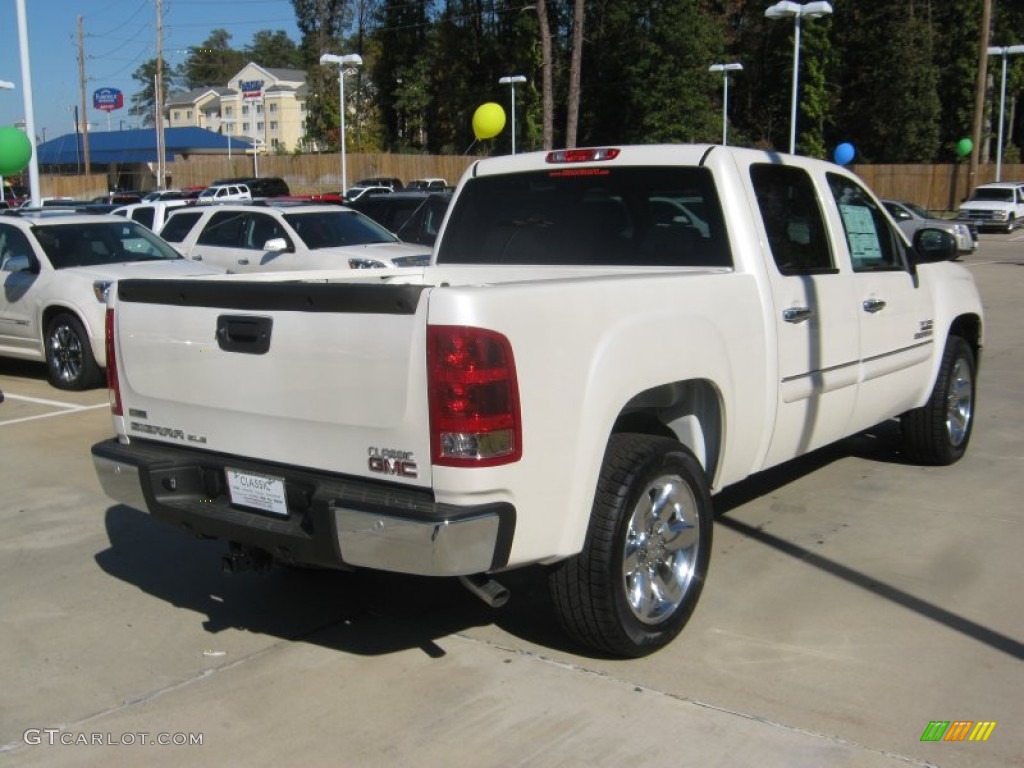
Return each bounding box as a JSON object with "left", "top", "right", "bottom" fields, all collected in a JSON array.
[{"left": 459, "top": 574, "right": 511, "bottom": 608}]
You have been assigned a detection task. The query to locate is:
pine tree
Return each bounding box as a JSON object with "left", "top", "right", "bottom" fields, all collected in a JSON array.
[
  {"left": 293, "top": 0, "right": 353, "bottom": 150},
  {"left": 130, "top": 58, "right": 177, "bottom": 126},
  {"left": 832, "top": 2, "right": 941, "bottom": 163},
  {"left": 179, "top": 30, "right": 246, "bottom": 89}
]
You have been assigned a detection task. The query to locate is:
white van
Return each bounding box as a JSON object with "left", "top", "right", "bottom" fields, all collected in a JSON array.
[{"left": 197, "top": 183, "right": 252, "bottom": 203}]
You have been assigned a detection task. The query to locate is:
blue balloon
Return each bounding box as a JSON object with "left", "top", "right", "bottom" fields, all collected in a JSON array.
[{"left": 833, "top": 142, "right": 855, "bottom": 165}]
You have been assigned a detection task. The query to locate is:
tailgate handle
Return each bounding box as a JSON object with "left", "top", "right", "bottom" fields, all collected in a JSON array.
[{"left": 216, "top": 315, "right": 272, "bottom": 354}]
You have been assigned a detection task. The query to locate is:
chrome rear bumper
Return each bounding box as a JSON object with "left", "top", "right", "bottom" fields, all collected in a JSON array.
[{"left": 92, "top": 438, "right": 514, "bottom": 576}]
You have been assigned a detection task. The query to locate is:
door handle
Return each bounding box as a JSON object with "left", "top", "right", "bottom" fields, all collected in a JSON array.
[
  {"left": 216, "top": 315, "right": 273, "bottom": 354},
  {"left": 192, "top": 254, "right": 202, "bottom": 261},
  {"left": 237, "top": 257, "right": 250, "bottom": 266},
  {"left": 783, "top": 306, "right": 813, "bottom": 324},
  {"left": 862, "top": 298, "right": 887, "bottom": 313}
]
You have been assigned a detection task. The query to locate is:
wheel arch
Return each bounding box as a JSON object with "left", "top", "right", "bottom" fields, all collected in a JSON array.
[
  {"left": 41, "top": 302, "right": 91, "bottom": 338},
  {"left": 612, "top": 378, "right": 724, "bottom": 485},
  {"left": 948, "top": 312, "right": 982, "bottom": 367}
]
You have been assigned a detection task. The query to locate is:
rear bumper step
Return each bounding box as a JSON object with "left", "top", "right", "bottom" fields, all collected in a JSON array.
[{"left": 91, "top": 438, "right": 515, "bottom": 576}]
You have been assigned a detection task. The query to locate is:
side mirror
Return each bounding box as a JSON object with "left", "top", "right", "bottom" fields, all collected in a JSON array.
[
  {"left": 913, "top": 227, "right": 958, "bottom": 263},
  {"left": 262, "top": 237, "right": 291, "bottom": 253},
  {"left": 2, "top": 253, "right": 35, "bottom": 273}
]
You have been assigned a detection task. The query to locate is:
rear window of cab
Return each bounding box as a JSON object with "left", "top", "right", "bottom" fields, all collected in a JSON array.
[{"left": 436, "top": 166, "right": 732, "bottom": 268}]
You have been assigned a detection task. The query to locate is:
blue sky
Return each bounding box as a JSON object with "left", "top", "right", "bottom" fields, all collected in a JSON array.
[{"left": 0, "top": 0, "right": 301, "bottom": 141}]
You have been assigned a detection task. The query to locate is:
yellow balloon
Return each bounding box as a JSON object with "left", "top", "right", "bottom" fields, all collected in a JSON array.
[{"left": 472, "top": 102, "right": 506, "bottom": 140}]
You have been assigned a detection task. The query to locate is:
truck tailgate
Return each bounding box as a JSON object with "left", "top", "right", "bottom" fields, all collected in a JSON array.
[{"left": 113, "top": 278, "right": 433, "bottom": 487}]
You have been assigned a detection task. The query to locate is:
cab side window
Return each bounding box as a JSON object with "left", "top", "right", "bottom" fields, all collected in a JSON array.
[
  {"left": 245, "top": 213, "right": 288, "bottom": 250},
  {"left": 750, "top": 164, "right": 834, "bottom": 275},
  {"left": 0, "top": 225, "right": 35, "bottom": 271},
  {"left": 827, "top": 173, "right": 904, "bottom": 272}
]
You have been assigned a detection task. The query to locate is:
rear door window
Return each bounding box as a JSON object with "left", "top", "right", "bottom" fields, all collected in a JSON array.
[
  {"left": 750, "top": 163, "right": 834, "bottom": 275},
  {"left": 197, "top": 211, "right": 247, "bottom": 247}
]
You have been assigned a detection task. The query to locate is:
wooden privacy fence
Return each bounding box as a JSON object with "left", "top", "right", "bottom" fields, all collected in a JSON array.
[
  {"left": 850, "top": 162, "right": 1024, "bottom": 214},
  {"left": 164, "top": 153, "right": 478, "bottom": 195},
  {"left": 36, "top": 152, "right": 478, "bottom": 200},
  {"left": 37, "top": 156, "right": 1024, "bottom": 216}
]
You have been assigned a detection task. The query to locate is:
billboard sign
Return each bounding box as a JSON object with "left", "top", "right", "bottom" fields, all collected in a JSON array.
[
  {"left": 239, "top": 79, "right": 264, "bottom": 100},
  {"left": 93, "top": 87, "right": 124, "bottom": 112}
]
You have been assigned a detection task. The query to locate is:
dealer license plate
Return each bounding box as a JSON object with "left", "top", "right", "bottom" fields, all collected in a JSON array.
[{"left": 225, "top": 468, "right": 288, "bottom": 517}]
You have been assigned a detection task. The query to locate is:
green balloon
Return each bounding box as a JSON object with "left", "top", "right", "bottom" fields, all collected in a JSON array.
[
  {"left": 955, "top": 137, "right": 973, "bottom": 158},
  {"left": 0, "top": 126, "right": 31, "bottom": 175}
]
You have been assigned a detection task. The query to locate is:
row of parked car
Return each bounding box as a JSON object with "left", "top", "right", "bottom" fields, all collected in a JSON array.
[
  {"left": 0, "top": 173, "right": 977, "bottom": 394},
  {"left": 0, "top": 182, "right": 456, "bottom": 391}
]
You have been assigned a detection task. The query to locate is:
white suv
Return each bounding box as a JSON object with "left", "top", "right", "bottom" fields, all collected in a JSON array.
[
  {"left": 159, "top": 202, "right": 432, "bottom": 272},
  {"left": 112, "top": 199, "right": 193, "bottom": 232},
  {"left": 197, "top": 183, "right": 252, "bottom": 203},
  {"left": 0, "top": 210, "right": 221, "bottom": 389}
]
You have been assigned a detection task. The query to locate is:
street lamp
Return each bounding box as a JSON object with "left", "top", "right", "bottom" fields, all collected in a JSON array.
[
  {"left": 708, "top": 63, "right": 742, "bottom": 146},
  {"left": 499, "top": 75, "right": 527, "bottom": 154},
  {"left": 986, "top": 45, "right": 1024, "bottom": 182},
  {"left": 0, "top": 80, "right": 14, "bottom": 203},
  {"left": 765, "top": 1, "right": 833, "bottom": 155},
  {"left": 320, "top": 52, "right": 363, "bottom": 194}
]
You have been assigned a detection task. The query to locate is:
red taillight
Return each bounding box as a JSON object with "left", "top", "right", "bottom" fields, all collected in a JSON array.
[
  {"left": 105, "top": 307, "right": 122, "bottom": 416},
  {"left": 546, "top": 147, "right": 620, "bottom": 163},
  {"left": 428, "top": 326, "right": 521, "bottom": 467}
]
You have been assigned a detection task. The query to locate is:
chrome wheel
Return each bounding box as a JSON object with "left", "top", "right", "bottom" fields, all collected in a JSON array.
[
  {"left": 901, "top": 335, "right": 976, "bottom": 466},
  {"left": 550, "top": 434, "right": 713, "bottom": 656},
  {"left": 946, "top": 355, "right": 973, "bottom": 447},
  {"left": 48, "top": 319, "right": 85, "bottom": 385},
  {"left": 45, "top": 313, "right": 102, "bottom": 391},
  {"left": 623, "top": 473, "right": 701, "bottom": 625}
]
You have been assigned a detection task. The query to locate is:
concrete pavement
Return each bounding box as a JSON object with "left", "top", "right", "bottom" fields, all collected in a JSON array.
[{"left": 0, "top": 235, "right": 1021, "bottom": 767}]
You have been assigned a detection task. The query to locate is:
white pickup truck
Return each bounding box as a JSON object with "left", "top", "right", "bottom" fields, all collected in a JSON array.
[
  {"left": 91, "top": 145, "right": 983, "bottom": 656},
  {"left": 956, "top": 181, "right": 1024, "bottom": 233}
]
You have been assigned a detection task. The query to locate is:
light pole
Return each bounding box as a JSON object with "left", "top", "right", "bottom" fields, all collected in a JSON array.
[
  {"left": 765, "top": 1, "right": 833, "bottom": 155},
  {"left": 708, "top": 63, "right": 742, "bottom": 146},
  {"left": 15, "top": 0, "right": 41, "bottom": 207},
  {"left": 0, "top": 81, "right": 13, "bottom": 203},
  {"left": 987, "top": 45, "right": 1024, "bottom": 182},
  {"left": 499, "top": 75, "right": 527, "bottom": 154},
  {"left": 320, "top": 52, "right": 363, "bottom": 194}
]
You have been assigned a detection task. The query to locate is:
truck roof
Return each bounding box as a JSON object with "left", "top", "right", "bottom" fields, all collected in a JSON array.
[{"left": 462, "top": 143, "right": 856, "bottom": 180}]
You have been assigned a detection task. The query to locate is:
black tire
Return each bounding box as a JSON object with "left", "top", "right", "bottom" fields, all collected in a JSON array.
[
  {"left": 549, "top": 434, "right": 713, "bottom": 657},
  {"left": 901, "top": 335, "right": 976, "bottom": 465},
  {"left": 45, "top": 313, "right": 103, "bottom": 391}
]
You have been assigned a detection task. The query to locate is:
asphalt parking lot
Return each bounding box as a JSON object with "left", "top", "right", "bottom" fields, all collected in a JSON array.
[{"left": 1, "top": 235, "right": 1021, "bottom": 767}]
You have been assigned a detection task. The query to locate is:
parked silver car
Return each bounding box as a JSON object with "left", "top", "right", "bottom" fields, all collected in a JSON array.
[{"left": 883, "top": 200, "right": 976, "bottom": 256}]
